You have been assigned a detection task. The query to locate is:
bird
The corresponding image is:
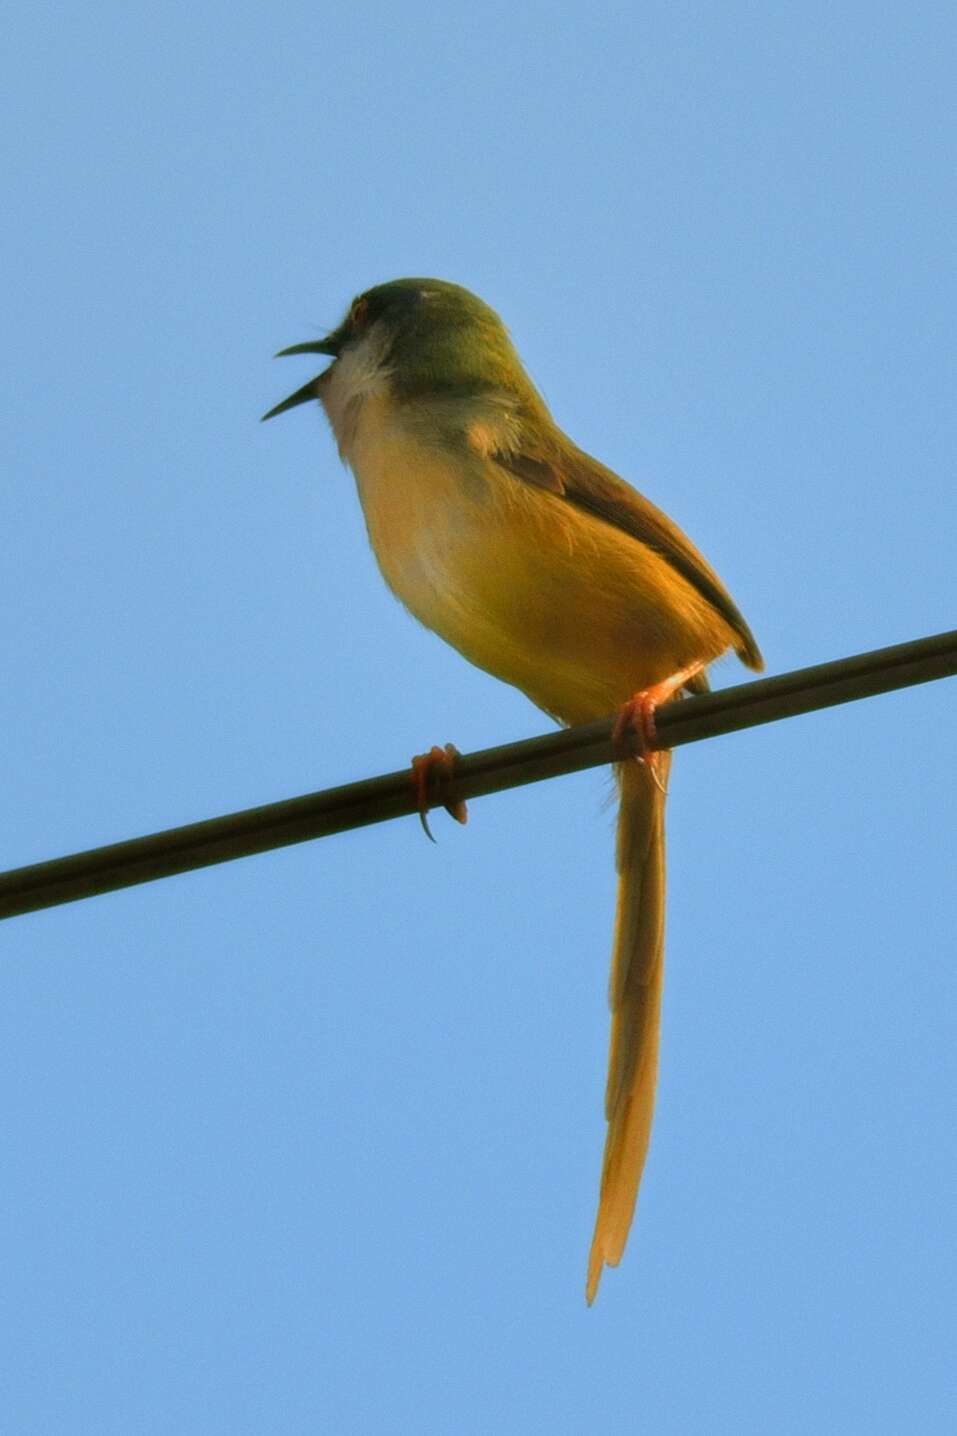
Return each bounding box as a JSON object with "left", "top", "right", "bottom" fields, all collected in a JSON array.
[{"left": 263, "top": 278, "right": 762, "bottom": 1302}]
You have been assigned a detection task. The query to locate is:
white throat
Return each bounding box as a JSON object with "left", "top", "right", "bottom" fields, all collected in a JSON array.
[{"left": 320, "top": 323, "right": 393, "bottom": 458}]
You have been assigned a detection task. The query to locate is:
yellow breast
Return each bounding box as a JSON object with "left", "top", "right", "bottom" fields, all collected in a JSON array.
[
  {"left": 347, "top": 394, "right": 479, "bottom": 619},
  {"left": 339, "top": 393, "right": 737, "bottom": 725}
]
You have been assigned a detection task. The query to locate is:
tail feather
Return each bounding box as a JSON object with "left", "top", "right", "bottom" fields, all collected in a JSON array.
[{"left": 586, "top": 756, "right": 669, "bottom": 1304}]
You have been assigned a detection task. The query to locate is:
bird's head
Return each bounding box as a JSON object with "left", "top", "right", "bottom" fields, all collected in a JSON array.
[{"left": 262, "top": 278, "right": 537, "bottom": 422}]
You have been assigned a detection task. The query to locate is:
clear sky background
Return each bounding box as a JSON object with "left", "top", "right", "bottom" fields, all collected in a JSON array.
[{"left": 2, "top": 4, "right": 955, "bottom": 1432}]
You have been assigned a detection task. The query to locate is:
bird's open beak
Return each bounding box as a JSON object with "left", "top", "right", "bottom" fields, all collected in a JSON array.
[{"left": 261, "top": 335, "right": 340, "bottom": 421}]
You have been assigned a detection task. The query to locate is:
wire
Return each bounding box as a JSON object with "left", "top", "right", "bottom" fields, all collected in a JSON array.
[{"left": 2, "top": 627, "right": 955, "bottom": 921}]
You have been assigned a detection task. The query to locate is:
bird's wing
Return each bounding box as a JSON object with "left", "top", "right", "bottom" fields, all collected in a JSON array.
[{"left": 487, "top": 431, "right": 763, "bottom": 671}]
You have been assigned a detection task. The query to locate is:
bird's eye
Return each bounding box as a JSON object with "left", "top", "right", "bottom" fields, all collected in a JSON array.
[{"left": 349, "top": 297, "right": 369, "bottom": 329}]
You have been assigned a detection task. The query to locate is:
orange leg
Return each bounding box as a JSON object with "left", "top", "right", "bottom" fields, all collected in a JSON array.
[
  {"left": 410, "top": 743, "right": 468, "bottom": 842},
  {"left": 612, "top": 662, "right": 704, "bottom": 789}
]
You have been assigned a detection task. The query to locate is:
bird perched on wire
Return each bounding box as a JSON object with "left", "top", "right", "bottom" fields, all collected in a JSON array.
[{"left": 264, "top": 278, "right": 762, "bottom": 1302}]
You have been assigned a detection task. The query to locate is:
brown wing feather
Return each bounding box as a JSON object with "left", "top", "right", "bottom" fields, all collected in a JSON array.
[{"left": 492, "top": 438, "right": 763, "bottom": 672}]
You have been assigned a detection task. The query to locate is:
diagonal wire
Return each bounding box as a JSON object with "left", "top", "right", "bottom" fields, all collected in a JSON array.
[{"left": 1, "top": 628, "right": 955, "bottom": 921}]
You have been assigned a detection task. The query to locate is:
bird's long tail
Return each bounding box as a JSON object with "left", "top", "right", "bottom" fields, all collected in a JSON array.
[{"left": 586, "top": 755, "right": 669, "bottom": 1304}]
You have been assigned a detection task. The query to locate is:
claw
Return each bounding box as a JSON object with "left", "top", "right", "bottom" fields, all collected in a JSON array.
[
  {"left": 612, "top": 663, "right": 705, "bottom": 793},
  {"left": 410, "top": 744, "right": 467, "bottom": 841}
]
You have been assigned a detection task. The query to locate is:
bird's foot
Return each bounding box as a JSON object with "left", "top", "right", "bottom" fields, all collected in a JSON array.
[
  {"left": 410, "top": 743, "right": 468, "bottom": 842},
  {"left": 612, "top": 663, "right": 704, "bottom": 793}
]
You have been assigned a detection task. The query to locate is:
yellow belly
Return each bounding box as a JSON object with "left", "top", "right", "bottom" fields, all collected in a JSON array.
[{"left": 347, "top": 395, "right": 736, "bottom": 726}]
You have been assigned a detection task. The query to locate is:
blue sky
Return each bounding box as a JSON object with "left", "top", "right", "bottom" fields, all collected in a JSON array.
[{"left": 2, "top": 3, "right": 955, "bottom": 1432}]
